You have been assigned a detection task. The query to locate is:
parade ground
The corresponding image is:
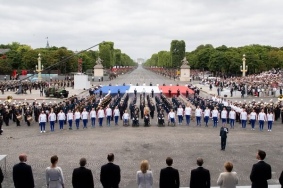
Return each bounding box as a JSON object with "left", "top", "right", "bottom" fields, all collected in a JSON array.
[{"left": 1, "top": 66, "right": 282, "bottom": 187}]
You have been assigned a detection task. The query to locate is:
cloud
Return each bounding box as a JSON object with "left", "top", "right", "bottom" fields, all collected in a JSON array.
[{"left": 1, "top": 0, "right": 283, "bottom": 60}]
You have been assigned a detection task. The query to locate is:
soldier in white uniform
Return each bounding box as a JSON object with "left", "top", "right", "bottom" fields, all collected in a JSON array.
[
  {"left": 81, "top": 108, "right": 89, "bottom": 129},
  {"left": 90, "top": 108, "right": 97, "bottom": 127},
  {"left": 211, "top": 107, "right": 219, "bottom": 128},
  {"left": 176, "top": 105, "right": 184, "bottom": 125},
  {"left": 48, "top": 109, "right": 56, "bottom": 132},
  {"left": 113, "top": 106, "right": 120, "bottom": 126},
  {"left": 195, "top": 106, "right": 202, "bottom": 126},
  {"left": 57, "top": 110, "right": 66, "bottom": 130},
  {"left": 97, "top": 107, "right": 105, "bottom": 127},
  {"left": 39, "top": 111, "right": 47, "bottom": 133},
  {"left": 184, "top": 104, "right": 191, "bottom": 126},
  {"left": 74, "top": 109, "right": 81, "bottom": 129},
  {"left": 67, "top": 110, "right": 74, "bottom": 130},
  {"left": 105, "top": 106, "right": 112, "bottom": 126},
  {"left": 203, "top": 107, "right": 210, "bottom": 127}
]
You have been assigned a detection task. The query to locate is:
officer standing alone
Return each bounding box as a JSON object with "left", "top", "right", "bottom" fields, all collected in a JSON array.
[{"left": 220, "top": 125, "right": 229, "bottom": 151}]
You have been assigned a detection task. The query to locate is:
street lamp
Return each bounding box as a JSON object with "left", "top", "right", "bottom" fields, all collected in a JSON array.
[
  {"left": 240, "top": 54, "right": 248, "bottom": 77},
  {"left": 36, "top": 53, "right": 44, "bottom": 81}
]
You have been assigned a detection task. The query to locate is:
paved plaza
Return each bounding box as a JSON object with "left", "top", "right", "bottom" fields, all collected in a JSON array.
[{"left": 1, "top": 66, "right": 283, "bottom": 187}]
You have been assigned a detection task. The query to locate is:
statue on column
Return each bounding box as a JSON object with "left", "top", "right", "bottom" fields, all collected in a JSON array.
[
  {"left": 96, "top": 57, "right": 103, "bottom": 65},
  {"left": 181, "top": 57, "right": 189, "bottom": 66}
]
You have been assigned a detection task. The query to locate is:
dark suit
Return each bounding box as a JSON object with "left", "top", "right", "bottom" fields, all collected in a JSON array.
[
  {"left": 100, "top": 162, "right": 121, "bottom": 188},
  {"left": 220, "top": 127, "right": 228, "bottom": 150},
  {"left": 0, "top": 167, "right": 3, "bottom": 188},
  {"left": 159, "top": 166, "right": 180, "bottom": 188},
  {"left": 13, "top": 162, "right": 34, "bottom": 188},
  {"left": 279, "top": 171, "right": 283, "bottom": 188},
  {"left": 190, "top": 166, "right": 210, "bottom": 188},
  {"left": 72, "top": 166, "right": 94, "bottom": 188},
  {"left": 250, "top": 160, "right": 272, "bottom": 188}
]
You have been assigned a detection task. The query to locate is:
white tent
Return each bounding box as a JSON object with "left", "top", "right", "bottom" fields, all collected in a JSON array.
[{"left": 128, "top": 86, "right": 161, "bottom": 94}]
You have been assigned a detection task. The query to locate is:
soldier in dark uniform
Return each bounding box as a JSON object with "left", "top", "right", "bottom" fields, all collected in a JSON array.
[
  {"left": 34, "top": 105, "right": 40, "bottom": 123},
  {"left": 169, "top": 89, "right": 172, "bottom": 98},
  {"left": 132, "top": 109, "right": 139, "bottom": 127},
  {"left": 24, "top": 107, "right": 32, "bottom": 126},
  {"left": 14, "top": 105, "right": 21, "bottom": 126},
  {"left": 118, "top": 103, "right": 124, "bottom": 120},
  {"left": 134, "top": 88, "right": 137, "bottom": 97},
  {"left": 0, "top": 113, "right": 3, "bottom": 135},
  {"left": 274, "top": 105, "right": 280, "bottom": 121},
  {"left": 3, "top": 106, "right": 9, "bottom": 126},
  {"left": 177, "top": 89, "right": 180, "bottom": 97},
  {"left": 151, "top": 89, "right": 154, "bottom": 98},
  {"left": 140, "top": 102, "right": 145, "bottom": 119},
  {"left": 150, "top": 103, "right": 155, "bottom": 119}
]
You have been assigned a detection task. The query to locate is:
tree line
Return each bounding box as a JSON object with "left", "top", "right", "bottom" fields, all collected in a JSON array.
[
  {"left": 0, "top": 42, "right": 136, "bottom": 74},
  {"left": 144, "top": 40, "right": 283, "bottom": 76}
]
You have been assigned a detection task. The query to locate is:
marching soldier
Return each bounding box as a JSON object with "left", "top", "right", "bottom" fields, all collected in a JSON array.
[{"left": 24, "top": 107, "right": 32, "bottom": 126}]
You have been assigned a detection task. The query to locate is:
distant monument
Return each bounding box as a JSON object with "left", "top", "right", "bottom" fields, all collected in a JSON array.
[
  {"left": 180, "top": 57, "right": 191, "bottom": 82},
  {"left": 93, "top": 57, "right": 104, "bottom": 80}
]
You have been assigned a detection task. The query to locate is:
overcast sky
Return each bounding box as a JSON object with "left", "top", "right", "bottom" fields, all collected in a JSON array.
[{"left": 1, "top": 0, "right": 282, "bottom": 60}]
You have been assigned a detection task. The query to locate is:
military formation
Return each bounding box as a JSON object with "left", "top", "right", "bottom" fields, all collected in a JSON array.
[
  {"left": 0, "top": 80, "right": 74, "bottom": 95},
  {"left": 1, "top": 79, "right": 283, "bottom": 133}
]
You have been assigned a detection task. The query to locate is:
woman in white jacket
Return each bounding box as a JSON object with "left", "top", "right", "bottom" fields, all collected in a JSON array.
[
  {"left": 136, "top": 160, "right": 153, "bottom": 188},
  {"left": 217, "top": 161, "right": 238, "bottom": 188}
]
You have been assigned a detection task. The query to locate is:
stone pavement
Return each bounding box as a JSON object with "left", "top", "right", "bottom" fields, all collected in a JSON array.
[
  {"left": 1, "top": 66, "right": 282, "bottom": 187},
  {"left": 1, "top": 118, "right": 283, "bottom": 187}
]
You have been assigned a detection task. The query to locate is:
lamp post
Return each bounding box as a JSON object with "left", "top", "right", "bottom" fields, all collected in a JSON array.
[
  {"left": 240, "top": 54, "right": 248, "bottom": 77},
  {"left": 36, "top": 53, "right": 44, "bottom": 81}
]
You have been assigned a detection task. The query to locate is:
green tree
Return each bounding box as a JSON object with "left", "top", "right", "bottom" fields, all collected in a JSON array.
[
  {"left": 114, "top": 49, "right": 121, "bottom": 66},
  {"left": 99, "top": 42, "right": 114, "bottom": 68},
  {"left": 170, "top": 40, "right": 186, "bottom": 68},
  {"left": 157, "top": 51, "right": 171, "bottom": 67}
]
